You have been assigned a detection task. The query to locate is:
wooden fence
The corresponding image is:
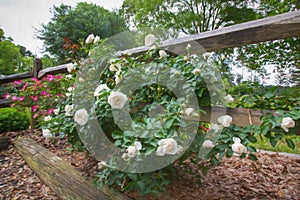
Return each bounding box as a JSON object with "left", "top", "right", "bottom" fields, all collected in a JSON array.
[{"left": 0, "top": 10, "right": 300, "bottom": 127}]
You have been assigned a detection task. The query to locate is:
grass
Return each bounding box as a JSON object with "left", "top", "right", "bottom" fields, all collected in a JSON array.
[{"left": 252, "top": 135, "right": 300, "bottom": 154}]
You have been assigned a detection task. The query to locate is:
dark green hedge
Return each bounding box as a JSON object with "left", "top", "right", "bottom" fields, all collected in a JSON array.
[{"left": 0, "top": 107, "right": 29, "bottom": 133}]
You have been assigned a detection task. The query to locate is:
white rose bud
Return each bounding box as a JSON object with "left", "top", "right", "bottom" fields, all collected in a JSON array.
[
  {"left": 66, "top": 74, "right": 73, "bottom": 79},
  {"left": 218, "top": 115, "right": 232, "bottom": 127},
  {"left": 156, "top": 138, "right": 178, "bottom": 156},
  {"left": 281, "top": 117, "right": 295, "bottom": 132},
  {"left": 108, "top": 91, "right": 128, "bottom": 109},
  {"left": 145, "top": 34, "right": 156, "bottom": 47},
  {"left": 85, "top": 33, "right": 95, "bottom": 44},
  {"left": 193, "top": 68, "right": 201, "bottom": 75},
  {"left": 53, "top": 108, "right": 60, "bottom": 115},
  {"left": 232, "top": 137, "right": 247, "bottom": 156},
  {"left": 202, "top": 140, "right": 215, "bottom": 148},
  {"left": 93, "top": 35, "right": 100, "bottom": 44},
  {"left": 159, "top": 50, "right": 167, "bottom": 58},
  {"left": 74, "top": 109, "right": 89, "bottom": 126},
  {"left": 94, "top": 84, "right": 110, "bottom": 97},
  {"left": 224, "top": 94, "right": 234, "bottom": 103}
]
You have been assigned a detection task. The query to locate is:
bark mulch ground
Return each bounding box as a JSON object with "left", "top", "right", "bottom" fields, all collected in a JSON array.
[{"left": 1, "top": 129, "right": 299, "bottom": 200}]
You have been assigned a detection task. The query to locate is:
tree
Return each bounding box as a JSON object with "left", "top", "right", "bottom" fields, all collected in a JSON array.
[
  {"left": 121, "top": 0, "right": 257, "bottom": 35},
  {"left": 37, "top": 2, "right": 128, "bottom": 63},
  {"left": 121, "top": 0, "right": 300, "bottom": 86}
]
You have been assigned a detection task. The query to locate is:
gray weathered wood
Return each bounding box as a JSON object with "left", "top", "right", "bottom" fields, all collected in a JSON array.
[
  {"left": 0, "top": 72, "right": 32, "bottom": 84},
  {"left": 38, "top": 64, "right": 69, "bottom": 79},
  {"left": 122, "top": 10, "right": 300, "bottom": 56},
  {"left": 14, "top": 137, "right": 131, "bottom": 200}
]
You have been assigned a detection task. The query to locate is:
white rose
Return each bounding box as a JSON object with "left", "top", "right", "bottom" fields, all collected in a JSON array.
[
  {"left": 145, "top": 34, "right": 156, "bottom": 47},
  {"left": 218, "top": 115, "right": 232, "bottom": 127},
  {"left": 202, "top": 140, "right": 215, "bottom": 148},
  {"left": 126, "top": 146, "right": 138, "bottom": 158},
  {"left": 186, "top": 43, "right": 191, "bottom": 50},
  {"left": 156, "top": 138, "right": 178, "bottom": 156},
  {"left": 67, "top": 63, "right": 76, "bottom": 73},
  {"left": 159, "top": 50, "right": 167, "bottom": 58},
  {"left": 94, "top": 84, "right": 110, "bottom": 96},
  {"left": 281, "top": 117, "right": 295, "bottom": 132},
  {"left": 232, "top": 137, "right": 247, "bottom": 156},
  {"left": 53, "top": 108, "right": 60, "bottom": 115},
  {"left": 108, "top": 91, "right": 128, "bottom": 109},
  {"left": 42, "top": 129, "right": 53, "bottom": 138},
  {"left": 65, "top": 104, "right": 74, "bottom": 116},
  {"left": 224, "top": 94, "right": 234, "bottom": 103},
  {"left": 66, "top": 93, "right": 71, "bottom": 97},
  {"left": 93, "top": 35, "right": 100, "bottom": 44},
  {"left": 85, "top": 33, "right": 94, "bottom": 44},
  {"left": 74, "top": 109, "right": 89, "bottom": 126},
  {"left": 193, "top": 68, "right": 201, "bottom": 75},
  {"left": 183, "top": 56, "right": 188, "bottom": 61},
  {"left": 44, "top": 115, "right": 52, "bottom": 122}
]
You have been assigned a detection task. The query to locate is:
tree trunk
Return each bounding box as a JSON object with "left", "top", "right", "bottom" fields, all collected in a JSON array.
[{"left": 14, "top": 137, "right": 131, "bottom": 200}]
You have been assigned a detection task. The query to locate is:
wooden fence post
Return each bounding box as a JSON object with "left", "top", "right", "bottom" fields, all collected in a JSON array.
[{"left": 31, "top": 58, "right": 43, "bottom": 128}]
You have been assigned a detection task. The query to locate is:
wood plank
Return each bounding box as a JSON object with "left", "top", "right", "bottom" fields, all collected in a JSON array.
[
  {"left": 14, "top": 137, "right": 131, "bottom": 200},
  {"left": 38, "top": 64, "right": 68, "bottom": 79},
  {"left": 0, "top": 72, "right": 32, "bottom": 84},
  {"left": 122, "top": 10, "right": 300, "bottom": 56}
]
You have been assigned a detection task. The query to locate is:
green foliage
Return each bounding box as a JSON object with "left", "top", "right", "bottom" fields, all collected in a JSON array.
[
  {"left": 0, "top": 107, "right": 29, "bottom": 133},
  {"left": 0, "top": 39, "right": 21, "bottom": 75},
  {"left": 37, "top": 2, "right": 128, "bottom": 63}
]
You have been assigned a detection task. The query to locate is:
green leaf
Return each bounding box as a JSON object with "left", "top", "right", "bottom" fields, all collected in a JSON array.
[
  {"left": 270, "top": 137, "right": 277, "bottom": 147},
  {"left": 248, "top": 154, "right": 258, "bottom": 161},
  {"left": 286, "top": 138, "right": 295, "bottom": 149},
  {"left": 247, "top": 135, "right": 257, "bottom": 143},
  {"left": 164, "top": 118, "right": 174, "bottom": 129}
]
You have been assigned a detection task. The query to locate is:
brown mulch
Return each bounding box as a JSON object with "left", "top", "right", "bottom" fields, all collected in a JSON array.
[{"left": 0, "top": 129, "right": 299, "bottom": 200}]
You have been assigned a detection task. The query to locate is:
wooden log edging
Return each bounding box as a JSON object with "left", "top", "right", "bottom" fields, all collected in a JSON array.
[{"left": 14, "top": 137, "right": 131, "bottom": 200}]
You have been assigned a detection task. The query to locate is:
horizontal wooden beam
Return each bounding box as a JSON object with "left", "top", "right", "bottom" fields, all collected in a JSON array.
[
  {"left": 14, "top": 137, "right": 131, "bottom": 200},
  {"left": 38, "top": 64, "right": 68, "bottom": 79},
  {"left": 0, "top": 72, "right": 32, "bottom": 84},
  {"left": 124, "top": 10, "right": 300, "bottom": 56}
]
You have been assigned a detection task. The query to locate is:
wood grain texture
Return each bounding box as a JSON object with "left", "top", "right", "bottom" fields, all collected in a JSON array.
[
  {"left": 14, "top": 137, "right": 131, "bottom": 200},
  {"left": 121, "top": 10, "right": 300, "bottom": 56}
]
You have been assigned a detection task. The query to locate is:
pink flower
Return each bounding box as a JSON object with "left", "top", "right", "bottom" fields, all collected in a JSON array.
[
  {"left": 40, "top": 91, "right": 47, "bottom": 96},
  {"left": 47, "top": 75, "right": 55, "bottom": 82},
  {"left": 30, "top": 96, "right": 38, "bottom": 102},
  {"left": 33, "top": 113, "right": 39, "bottom": 119},
  {"left": 14, "top": 80, "right": 22, "bottom": 85},
  {"left": 58, "top": 93, "right": 64, "bottom": 97},
  {"left": 12, "top": 96, "right": 18, "bottom": 101},
  {"left": 47, "top": 108, "right": 55, "bottom": 114},
  {"left": 56, "top": 75, "right": 64, "bottom": 79},
  {"left": 31, "top": 77, "right": 38, "bottom": 82},
  {"left": 18, "top": 96, "right": 25, "bottom": 101},
  {"left": 22, "top": 82, "right": 29, "bottom": 91},
  {"left": 32, "top": 105, "right": 39, "bottom": 112},
  {"left": 4, "top": 94, "right": 10, "bottom": 99}
]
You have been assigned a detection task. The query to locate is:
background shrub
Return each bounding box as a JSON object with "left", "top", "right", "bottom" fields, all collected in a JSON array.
[{"left": 0, "top": 107, "right": 29, "bottom": 133}]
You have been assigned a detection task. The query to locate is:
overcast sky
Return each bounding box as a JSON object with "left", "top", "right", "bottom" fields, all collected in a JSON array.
[{"left": 0, "top": 0, "right": 124, "bottom": 57}]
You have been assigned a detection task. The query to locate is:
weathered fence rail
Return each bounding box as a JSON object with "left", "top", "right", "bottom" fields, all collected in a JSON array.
[{"left": 0, "top": 10, "right": 299, "bottom": 126}]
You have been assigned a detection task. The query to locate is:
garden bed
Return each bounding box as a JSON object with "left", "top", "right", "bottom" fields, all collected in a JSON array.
[{"left": 1, "top": 129, "right": 299, "bottom": 199}]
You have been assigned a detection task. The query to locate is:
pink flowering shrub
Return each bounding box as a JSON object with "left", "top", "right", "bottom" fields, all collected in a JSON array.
[{"left": 5, "top": 74, "right": 73, "bottom": 126}]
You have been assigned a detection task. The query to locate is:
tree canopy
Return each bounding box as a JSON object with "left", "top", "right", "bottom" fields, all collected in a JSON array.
[{"left": 37, "top": 2, "right": 128, "bottom": 63}]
